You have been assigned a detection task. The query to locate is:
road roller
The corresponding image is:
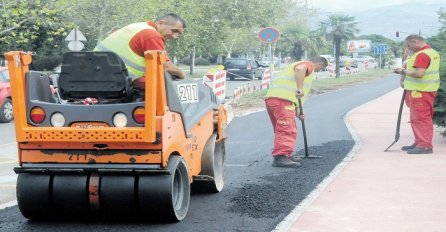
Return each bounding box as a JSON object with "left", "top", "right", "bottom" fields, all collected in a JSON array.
[{"left": 4, "top": 50, "right": 227, "bottom": 222}]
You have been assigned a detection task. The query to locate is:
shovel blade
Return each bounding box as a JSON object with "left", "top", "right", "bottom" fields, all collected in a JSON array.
[{"left": 384, "top": 141, "right": 397, "bottom": 152}]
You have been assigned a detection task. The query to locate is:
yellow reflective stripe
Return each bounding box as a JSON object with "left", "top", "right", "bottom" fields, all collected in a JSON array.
[
  {"left": 424, "top": 70, "right": 440, "bottom": 75},
  {"left": 95, "top": 44, "right": 145, "bottom": 72},
  {"left": 405, "top": 77, "right": 440, "bottom": 84}
]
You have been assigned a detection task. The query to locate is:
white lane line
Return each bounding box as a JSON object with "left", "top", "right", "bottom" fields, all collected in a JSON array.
[
  {"left": 0, "top": 200, "right": 17, "bottom": 210},
  {"left": 0, "top": 160, "right": 17, "bottom": 164},
  {"left": 0, "top": 142, "right": 16, "bottom": 148},
  {"left": 0, "top": 175, "right": 17, "bottom": 184}
]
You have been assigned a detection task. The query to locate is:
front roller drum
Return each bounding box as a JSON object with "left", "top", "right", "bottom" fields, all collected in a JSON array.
[
  {"left": 193, "top": 132, "right": 226, "bottom": 193},
  {"left": 138, "top": 155, "right": 190, "bottom": 222}
]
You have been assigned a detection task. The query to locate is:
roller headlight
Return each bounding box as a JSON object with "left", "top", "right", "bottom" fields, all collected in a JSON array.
[
  {"left": 50, "top": 112, "right": 65, "bottom": 127},
  {"left": 113, "top": 113, "right": 128, "bottom": 127}
]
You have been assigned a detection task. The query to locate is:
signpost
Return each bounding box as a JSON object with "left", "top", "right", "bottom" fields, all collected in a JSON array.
[
  {"left": 258, "top": 27, "right": 280, "bottom": 72},
  {"left": 373, "top": 44, "right": 388, "bottom": 55},
  {"left": 257, "top": 27, "right": 280, "bottom": 43},
  {"left": 373, "top": 44, "right": 388, "bottom": 68},
  {"left": 65, "top": 28, "right": 87, "bottom": 51}
]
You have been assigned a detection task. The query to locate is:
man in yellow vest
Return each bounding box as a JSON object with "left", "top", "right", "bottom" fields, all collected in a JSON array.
[
  {"left": 94, "top": 13, "right": 186, "bottom": 89},
  {"left": 394, "top": 34, "right": 440, "bottom": 154},
  {"left": 265, "top": 56, "right": 328, "bottom": 167}
]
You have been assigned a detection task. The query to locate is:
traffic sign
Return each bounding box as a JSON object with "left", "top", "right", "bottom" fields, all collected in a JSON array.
[
  {"left": 373, "top": 44, "right": 388, "bottom": 55},
  {"left": 65, "top": 28, "right": 87, "bottom": 51},
  {"left": 258, "top": 27, "right": 280, "bottom": 43},
  {"left": 65, "top": 28, "right": 87, "bottom": 41},
  {"left": 68, "top": 41, "right": 85, "bottom": 51}
]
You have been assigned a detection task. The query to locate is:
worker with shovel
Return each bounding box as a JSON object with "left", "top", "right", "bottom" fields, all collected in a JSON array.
[
  {"left": 265, "top": 57, "right": 328, "bottom": 168},
  {"left": 393, "top": 34, "right": 440, "bottom": 154}
]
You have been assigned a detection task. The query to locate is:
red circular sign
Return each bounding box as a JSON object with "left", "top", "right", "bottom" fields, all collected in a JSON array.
[{"left": 257, "top": 27, "right": 280, "bottom": 43}]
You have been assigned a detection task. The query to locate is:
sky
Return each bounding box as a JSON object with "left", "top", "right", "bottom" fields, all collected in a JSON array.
[{"left": 309, "top": 0, "right": 445, "bottom": 12}]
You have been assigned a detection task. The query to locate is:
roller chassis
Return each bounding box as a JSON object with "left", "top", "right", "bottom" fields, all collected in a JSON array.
[{"left": 5, "top": 51, "right": 228, "bottom": 222}]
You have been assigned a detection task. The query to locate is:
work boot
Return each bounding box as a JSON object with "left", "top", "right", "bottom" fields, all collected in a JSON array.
[
  {"left": 272, "top": 155, "right": 300, "bottom": 168},
  {"left": 288, "top": 155, "right": 302, "bottom": 162},
  {"left": 401, "top": 143, "right": 416, "bottom": 151},
  {"left": 406, "top": 147, "right": 433, "bottom": 154}
]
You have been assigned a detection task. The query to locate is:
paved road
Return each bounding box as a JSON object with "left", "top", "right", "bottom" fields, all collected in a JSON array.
[
  {"left": 0, "top": 74, "right": 400, "bottom": 231},
  {"left": 0, "top": 122, "right": 17, "bottom": 206}
]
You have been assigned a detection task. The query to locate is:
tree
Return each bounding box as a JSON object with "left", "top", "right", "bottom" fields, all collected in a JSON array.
[
  {"left": 283, "top": 28, "right": 327, "bottom": 60},
  {"left": 0, "top": 0, "right": 71, "bottom": 70},
  {"left": 277, "top": 3, "right": 328, "bottom": 61},
  {"left": 319, "top": 14, "right": 359, "bottom": 78},
  {"left": 65, "top": 0, "right": 156, "bottom": 49}
]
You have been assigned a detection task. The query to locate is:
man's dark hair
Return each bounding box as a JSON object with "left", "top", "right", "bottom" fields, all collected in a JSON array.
[
  {"left": 156, "top": 13, "right": 186, "bottom": 29},
  {"left": 310, "top": 56, "right": 328, "bottom": 67},
  {"left": 405, "top": 34, "right": 424, "bottom": 42}
]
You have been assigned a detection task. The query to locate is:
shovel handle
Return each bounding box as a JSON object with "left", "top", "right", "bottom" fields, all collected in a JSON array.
[{"left": 297, "top": 98, "right": 309, "bottom": 157}]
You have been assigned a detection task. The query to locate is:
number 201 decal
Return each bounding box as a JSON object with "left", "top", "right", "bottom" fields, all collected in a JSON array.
[{"left": 177, "top": 83, "right": 199, "bottom": 103}]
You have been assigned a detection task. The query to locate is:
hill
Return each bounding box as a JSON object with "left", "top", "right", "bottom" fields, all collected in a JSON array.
[{"left": 314, "top": 3, "right": 445, "bottom": 40}]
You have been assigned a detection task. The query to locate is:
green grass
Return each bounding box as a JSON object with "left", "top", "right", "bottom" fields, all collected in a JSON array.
[
  {"left": 231, "top": 68, "right": 394, "bottom": 113},
  {"left": 178, "top": 65, "right": 217, "bottom": 79},
  {"left": 311, "top": 68, "right": 392, "bottom": 94}
]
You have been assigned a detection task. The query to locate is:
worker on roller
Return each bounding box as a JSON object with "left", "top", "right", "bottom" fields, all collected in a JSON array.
[{"left": 94, "top": 13, "right": 186, "bottom": 89}]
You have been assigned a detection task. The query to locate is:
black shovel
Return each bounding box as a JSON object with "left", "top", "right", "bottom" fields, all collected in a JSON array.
[
  {"left": 384, "top": 89, "right": 407, "bottom": 151},
  {"left": 296, "top": 98, "right": 322, "bottom": 158}
]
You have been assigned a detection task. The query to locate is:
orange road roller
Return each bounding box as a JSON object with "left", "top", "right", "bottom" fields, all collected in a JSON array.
[{"left": 5, "top": 50, "right": 227, "bottom": 222}]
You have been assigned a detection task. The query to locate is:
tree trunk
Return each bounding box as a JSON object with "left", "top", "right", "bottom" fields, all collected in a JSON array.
[
  {"left": 190, "top": 46, "right": 195, "bottom": 75},
  {"left": 334, "top": 38, "right": 341, "bottom": 78}
]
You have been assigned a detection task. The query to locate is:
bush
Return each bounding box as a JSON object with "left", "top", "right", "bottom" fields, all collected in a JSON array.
[{"left": 30, "top": 54, "right": 62, "bottom": 71}]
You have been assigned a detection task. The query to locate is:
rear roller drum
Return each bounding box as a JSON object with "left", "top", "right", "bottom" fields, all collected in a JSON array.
[
  {"left": 52, "top": 175, "right": 90, "bottom": 219},
  {"left": 100, "top": 175, "right": 137, "bottom": 220},
  {"left": 16, "top": 173, "right": 52, "bottom": 220},
  {"left": 138, "top": 155, "right": 190, "bottom": 222}
]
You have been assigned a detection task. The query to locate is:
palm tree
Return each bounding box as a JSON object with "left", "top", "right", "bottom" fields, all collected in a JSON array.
[
  {"left": 320, "top": 14, "right": 359, "bottom": 78},
  {"left": 279, "top": 25, "right": 328, "bottom": 61}
]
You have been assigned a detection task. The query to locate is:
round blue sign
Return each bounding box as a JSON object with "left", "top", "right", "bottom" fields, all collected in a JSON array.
[{"left": 258, "top": 27, "right": 280, "bottom": 43}]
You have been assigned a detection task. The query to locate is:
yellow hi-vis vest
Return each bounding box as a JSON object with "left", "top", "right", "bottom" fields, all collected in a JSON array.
[
  {"left": 265, "top": 61, "right": 314, "bottom": 105},
  {"left": 94, "top": 22, "right": 155, "bottom": 80},
  {"left": 404, "top": 48, "right": 440, "bottom": 92}
]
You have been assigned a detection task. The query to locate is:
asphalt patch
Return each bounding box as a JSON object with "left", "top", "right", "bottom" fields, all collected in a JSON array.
[{"left": 228, "top": 140, "right": 355, "bottom": 219}]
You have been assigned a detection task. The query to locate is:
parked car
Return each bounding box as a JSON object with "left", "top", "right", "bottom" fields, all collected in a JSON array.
[
  {"left": 353, "top": 55, "right": 375, "bottom": 63},
  {"left": 223, "top": 58, "right": 266, "bottom": 80},
  {"left": 260, "top": 57, "right": 279, "bottom": 67},
  {"left": 0, "top": 66, "right": 13, "bottom": 123}
]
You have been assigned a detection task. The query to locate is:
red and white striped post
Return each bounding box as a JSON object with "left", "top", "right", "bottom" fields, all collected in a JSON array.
[{"left": 203, "top": 70, "right": 227, "bottom": 101}]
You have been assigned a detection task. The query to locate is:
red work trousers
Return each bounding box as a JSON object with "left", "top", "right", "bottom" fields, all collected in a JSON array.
[
  {"left": 265, "top": 98, "right": 297, "bottom": 157},
  {"left": 407, "top": 90, "right": 437, "bottom": 149}
]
